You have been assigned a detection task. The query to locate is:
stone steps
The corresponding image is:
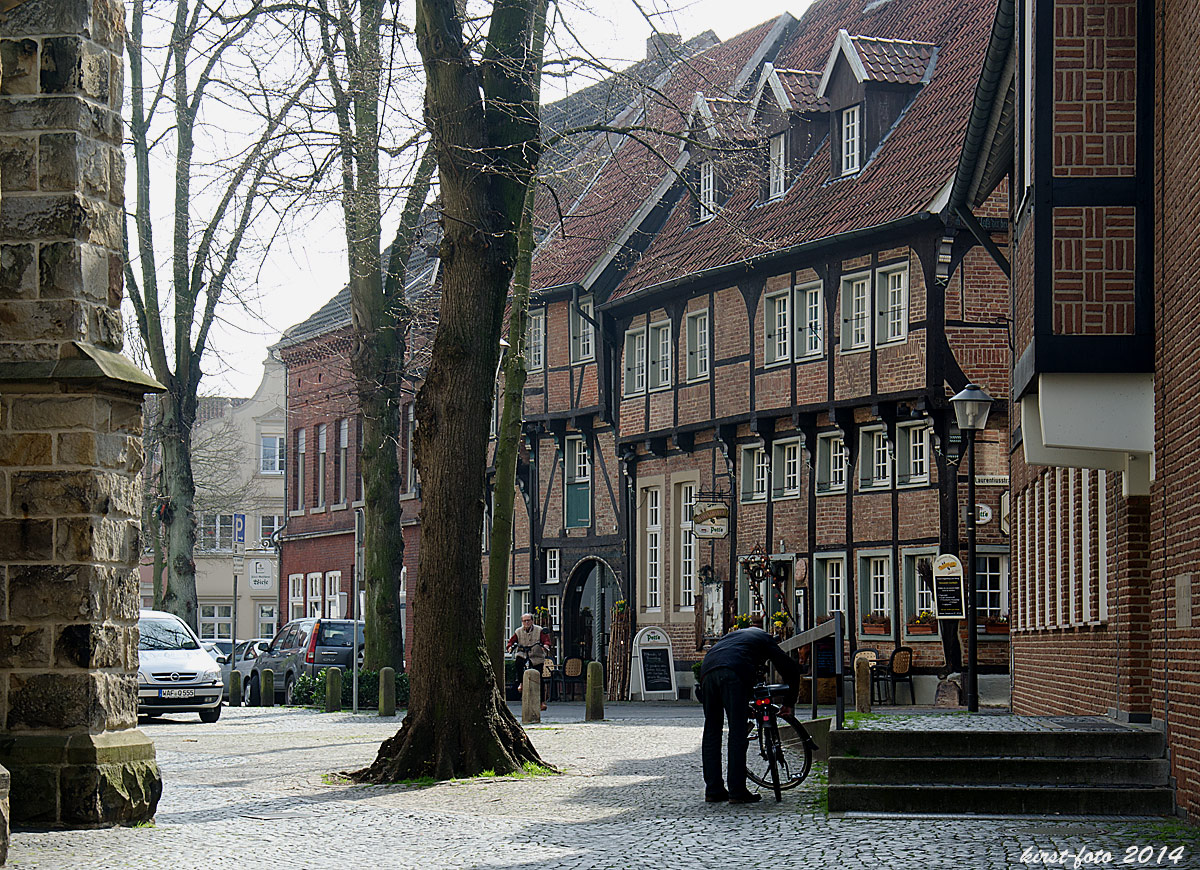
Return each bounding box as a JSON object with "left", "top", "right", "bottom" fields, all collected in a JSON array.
[{"left": 827, "top": 729, "right": 1173, "bottom": 816}]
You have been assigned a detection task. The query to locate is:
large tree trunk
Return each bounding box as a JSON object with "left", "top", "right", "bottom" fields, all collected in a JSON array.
[{"left": 158, "top": 386, "right": 200, "bottom": 631}]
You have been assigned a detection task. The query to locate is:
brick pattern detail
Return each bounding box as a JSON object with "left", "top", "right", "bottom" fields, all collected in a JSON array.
[{"left": 1051, "top": 206, "right": 1136, "bottom": 335}]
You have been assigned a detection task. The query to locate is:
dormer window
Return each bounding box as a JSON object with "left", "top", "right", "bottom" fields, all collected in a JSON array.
[
  {"left": 841, "top": 105, "right": 861, "bottom": 175},
  {"left": 699, "top": 160, "right": 716, "bottom": 221},
  {"left": 768, "top": 133, "right": 786, "bottom": 199}
]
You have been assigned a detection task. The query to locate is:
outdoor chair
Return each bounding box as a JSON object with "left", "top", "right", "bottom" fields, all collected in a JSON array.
[
  {"left": 873, "top": 646, "right": 915, "bottom": 705},
  {"left": 562, "top": 657, "right": 585, "bottom": 701}
]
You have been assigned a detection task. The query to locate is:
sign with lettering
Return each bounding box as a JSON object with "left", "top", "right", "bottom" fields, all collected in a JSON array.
[
  {"left": 248, "top": 559, "right": 274, "bottom": 591},
  {"left": 630, "top": 626, "right": 677, "bottom": 700},
  {"left": 933, "top": 554, "right": 966, "bottom": 620},
  {"left": 691, "top": 501, "right": 730, "bottom": 539}
]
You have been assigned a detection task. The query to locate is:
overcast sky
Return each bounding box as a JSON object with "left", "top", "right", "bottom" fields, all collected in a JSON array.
[{"left": 192, "top": 0, "right": 811, "bottom": 398}]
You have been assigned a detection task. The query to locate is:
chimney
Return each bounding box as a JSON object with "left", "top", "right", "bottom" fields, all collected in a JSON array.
[{"left": 646, "top": 32, "right": 683, "bottom": 62}]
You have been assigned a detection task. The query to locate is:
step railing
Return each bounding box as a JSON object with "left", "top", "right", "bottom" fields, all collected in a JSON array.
[{"left": 779, "top": 612, "right": 845, "bottom": 730}]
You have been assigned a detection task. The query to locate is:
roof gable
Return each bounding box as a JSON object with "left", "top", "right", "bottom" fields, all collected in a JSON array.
[{"left": 816, "top": 28, "right": 938, "bottom": 97}]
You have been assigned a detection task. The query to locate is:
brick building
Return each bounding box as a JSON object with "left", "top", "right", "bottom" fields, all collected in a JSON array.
[
  {"left": 504, "top": 0, "right": 1013, "bottom": 699},
  {"left": 953, "top": 0, "right": 1200, "bottom": 818}
]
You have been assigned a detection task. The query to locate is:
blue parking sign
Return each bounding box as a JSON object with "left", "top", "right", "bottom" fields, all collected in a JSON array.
[{"left": 233, "top": 513, "right": 246, "bottom": 545}]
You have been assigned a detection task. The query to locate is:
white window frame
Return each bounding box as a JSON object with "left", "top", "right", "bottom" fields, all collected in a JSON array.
[
  {"left": 571, "top": 296, "right": 595, "bottom": 363},
  {"left": 649, "top": 321, "right": 671, "bottom": 390},
  {"left": 259, "top": 514, "right": 283, "bottom": 545},
  {"left": 294, "top": 428, "right": 306, "bottom": 510},
  {"left": 699, "top": 159, "right": 715, "bottom": 221},
  {"left": 841, "top": 104, "right": 861, "bottom": 175},
  {"left": 404, "top": 403, "right": 417, "bottom": 494},
  {"left": 797, "top": 282, "right": 823, "bottom": 358},
  {"left": 817, "top": 557, "right": 845, "bottom": 620},
  {"left": 772, "top": 438, "right": 802, "bottom": 499},
  {"left": 624, "top": 328, "right": 647, "bottom": 396},
  {"left": 768, "top": 132, "right": 786, "bottom": 199},
  {"left": 842, "top": 272, "right": 871, "bottom": 351},
  {"left": 976, "top": 553, "right": 1009, "bottom": 620},
  {"left": 678, "top": 481, "right": 697, "bottom": 609},
  {"left": 257, "top": 603, "right": 277, "bottom": 639},
  {"left": 685, "top": 309, "right": 710, "bottom": 381},
  {"left": 860, "top": 428, "right": 891, "bottom": 489},
  {"left": 307, "top": 573, "right": 322, "bottom": 619},
  {"left": 644, "top": 487, "right": 662, "bottom": 610},
  {"left": 741, "top": 445, "right": 769, "bottom": 503},
  {"left": 898, "top": 423, "right": 930, "bottom": 486},
  {"left": 316, "top": 423, "right": 327, "bottom": 507},
  {"left": 546, "top": 594, "right": 561, "bottom": 630},
  {"left": 765, "top": 290, "right": 791, "bottom": 365},
  {"left": 867, "top": 555, "right": 891, "bottom": 618},
  {"left": 335, "top": 418, "right": 349, "bottom": 505},
  {"left": 199, "top": 513, "right": 235, "bottom": 551},
  {"left": 526, "top": 309, "right": 544, "bottom": 371},
  {"left": 545, "top": 548, "right": 560, "bottom": 584},
  {"left": 816, "top": 433, "right": 847, "bottom": 493},
  {"left": 260, "top": 434, "right": 284, "bottom": 474},
  {"left": 325, "top": 571, "right": 342, "bottom": 618},
  {"left": 877, "top": 264, "right": 908, "bottom": 345},
  {"left": 288, "top": 574, "right": 304, "bottom": 622},
  {"left": 199, "top": 603, "right": 232, "bottom": 640}
]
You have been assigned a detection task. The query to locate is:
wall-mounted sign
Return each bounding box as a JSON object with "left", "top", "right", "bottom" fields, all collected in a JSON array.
[
  {"left": 976, "top": 504, "right": 993, "bottom": 525},
  {"left": 975, "top": 475, "right": 1010, "bottom": 487},
  {"left": 932, "top": 554, "right": 966, "bottom": 620},
  {"left": 691, "top": 501, "right": 730, "bottom": 539}
]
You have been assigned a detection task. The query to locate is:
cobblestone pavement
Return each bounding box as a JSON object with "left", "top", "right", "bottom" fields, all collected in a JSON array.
[{"left": 8, "top": 705, "right": 1199, "bottom": 869}]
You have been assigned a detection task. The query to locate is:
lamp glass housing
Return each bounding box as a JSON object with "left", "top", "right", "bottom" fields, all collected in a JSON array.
[{"left": 950, "top": 384, "right": 993, "bottom": 431}]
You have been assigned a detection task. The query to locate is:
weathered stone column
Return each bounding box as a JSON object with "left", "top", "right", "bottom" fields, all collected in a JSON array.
[{"left": 0, "top": 0, "right": 163, "bottom": 828}]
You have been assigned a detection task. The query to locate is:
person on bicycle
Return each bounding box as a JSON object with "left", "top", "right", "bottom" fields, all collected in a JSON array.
[
  {"left": 506, "top": 613, "right": 551, "bottom": 711},
  {"left": 699, "top": 625, "right": 800, "bottom": 803}
]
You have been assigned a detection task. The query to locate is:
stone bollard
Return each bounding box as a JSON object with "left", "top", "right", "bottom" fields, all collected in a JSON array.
[
  {"left": 521, "top": 669, "right": 541, "bottom": 724},
  {"left": 585, "top": 661, "right": 604, "bottom": 721},
  {"left": 261, "top": 669, "right": 275, "bottom": 707},
  {"left": 379, "top": 668, "right": 396, "bottom": 717},
  {"left": 854, "top": 656, "right": 872, "bottom": 713},
  {"left": 325, "top": 668, "right": 343, "bottom": 712},
  {"left": 229, "top": 671, "right": 242, "bottom": 708}
]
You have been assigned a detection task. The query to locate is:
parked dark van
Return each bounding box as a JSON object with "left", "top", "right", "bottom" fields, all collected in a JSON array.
[{"left": 245, "top": 618, "right": 365, "bottom": 705}]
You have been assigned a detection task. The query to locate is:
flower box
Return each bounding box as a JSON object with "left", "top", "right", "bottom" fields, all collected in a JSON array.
[
  {"left": 984, "top": 622, "right": 1009, "bottom": 634},
  {"left": 906, "top": 623, "right": 935, "bottom": 635},
  {"left": 862, "top": 623, "right": 889, "bottom": 635}
]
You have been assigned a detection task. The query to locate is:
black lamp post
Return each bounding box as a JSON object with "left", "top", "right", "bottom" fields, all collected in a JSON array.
[{"left": 950, "top": 383, "right": 993, "bottom": 713}]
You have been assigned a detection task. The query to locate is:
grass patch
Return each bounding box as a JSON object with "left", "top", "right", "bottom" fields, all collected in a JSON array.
[
  {"left": 793, "top": 762, "right": 829, "bottom": 815},
  {"left": 475, "top": 761, "right": 557, "bottom": 780},
  {"left": 131, "top": 819, "right": 155, "bottom": 829},
  {"left": 321, "top": 773, "right": 353, "bottom": 786},
  {"left": 1124, "top": 819, "right": 1200, "bottom": 848},
  {"left": 841, "top": 712, "right": 881, "bottom": 730},
  {"left": 399, "top": 775, "right": 438, "bottom": 787}
]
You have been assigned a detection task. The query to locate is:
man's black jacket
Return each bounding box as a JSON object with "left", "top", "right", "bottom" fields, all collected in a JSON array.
[{"left": 699, "top": 627, "right": 801, "bottom": 706}]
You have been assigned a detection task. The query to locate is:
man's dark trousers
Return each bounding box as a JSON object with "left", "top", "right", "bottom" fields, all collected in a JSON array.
[{"left": 702, "top": 667, "right": 750, "bottom": 797}]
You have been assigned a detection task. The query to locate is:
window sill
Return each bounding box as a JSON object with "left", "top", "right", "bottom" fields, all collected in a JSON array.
[
  {"left": 764, "top": 359, "right": 790, "bottom": 369},
  {"left": 399, "top": 491, "right": 418, "bottom": 502},
  {"left": 772, "top": 491, "right": 802, "bottom": 502},
  {"left": 570, "top": 357, "right": 595, "bottom": 366},
  {"left": 623, "top": 390, "right": 646, "bottom": 400},
  {"left": 858, "top": 482, "right": 891, "bottom": 493},
  {"left": 288, "top": 509, "right": 306, "bottom": 518},
  {"left": 330, "top": 503, "right": 348, "bottom": 512},
  {"left": 740, "top": 496, "right": 767, "bottom": 505},
  {"left": 643, "top": 607, "right": 663, "bottom": 614},
  {"left": 352, "top": 500, "right": 365, "bottom": 508},
  {"left": 896, "top": 479, "right": 931, "bottom": 489},
  {"left": 258, "top": 470, "right": 285, "bottom": 476},
  {"left": 649, "top": 384, "right": 671, "bottom": 394},
  {"left": 815, "top": 487, "right": 847, "bottom": 497},
  {"left": 684, "top": 374, "right": 710, "bottom": 385},
  {"left": 309, "top": 506, "right": 326, "bottom": 514},
  {"left": 677, "top": 606, "right": 695, "bottom": 614},
  {"left": 875, "top": 337, "right": 908, "bottom": 348},
  {"left": 839, "top": 345, "right": 870, "bottom": 356}
]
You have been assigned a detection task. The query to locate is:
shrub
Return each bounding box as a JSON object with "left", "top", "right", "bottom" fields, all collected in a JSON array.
[
  {"left": 304, "top": 669, "right": 411, "bottom": 710},
  {"left": 290, "top": 673, "right": 320, "bottom": 705}
]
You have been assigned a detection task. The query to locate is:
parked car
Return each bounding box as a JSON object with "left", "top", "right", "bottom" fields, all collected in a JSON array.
[
  {"left": 225, "top": 638, "right": 270, "bottom": 700},
  {"left": 137, "top": 609, "right": 223, "bottom": 722},
  {"left": 245, "top": 618, "right": 365, "bottom": 706}
]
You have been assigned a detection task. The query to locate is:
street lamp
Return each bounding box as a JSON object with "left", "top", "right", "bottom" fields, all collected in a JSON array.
[{"left": 949, "top": 384, "right": 992, "bottom": 712}]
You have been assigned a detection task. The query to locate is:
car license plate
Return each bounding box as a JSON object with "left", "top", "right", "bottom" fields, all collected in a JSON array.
[{"left": 160, "top": 688, "right": 195, "bottom": 699}]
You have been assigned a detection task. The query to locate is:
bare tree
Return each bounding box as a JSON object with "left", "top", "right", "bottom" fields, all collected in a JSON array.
[{"left": 125, "top": 0, "right": 320, "bottom": 629}]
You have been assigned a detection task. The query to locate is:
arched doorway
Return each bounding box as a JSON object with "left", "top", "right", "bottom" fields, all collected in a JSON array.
[{"left": 561, "top": 557, "right": 623, "bottom": 666}]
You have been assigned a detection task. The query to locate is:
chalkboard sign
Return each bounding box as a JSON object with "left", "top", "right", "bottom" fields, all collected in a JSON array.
[
  {"left": 933, "top": 554, "right": 966, "bottom": 620},
  {"left": 639, "top": 648, "right": 673, "bottom": 693},
  {"left": 813, "top": 637, "right": 836, "bottom": 677}
]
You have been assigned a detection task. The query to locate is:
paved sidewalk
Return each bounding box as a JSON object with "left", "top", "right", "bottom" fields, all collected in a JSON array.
[{"left": 7, "top": 705, "right": 1198, "bottom": 869}]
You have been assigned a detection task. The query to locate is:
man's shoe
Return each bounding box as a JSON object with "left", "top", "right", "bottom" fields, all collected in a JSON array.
[
  {"left": 704, "top": 791, "right": 729, "bottom": 803},
  {"left": 728, "top": 792, "right": 762, "bottom": 804},
  {"left": 540, "top": 703, "right": 547, "bottom": 711}
]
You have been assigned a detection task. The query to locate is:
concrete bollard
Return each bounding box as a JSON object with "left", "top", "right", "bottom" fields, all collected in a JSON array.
[
  {"left": 379, "top": 667, "right": 396, "bottom": 716},
  {"left": 261, "top": 668, "right": 275, "bottom": 707},
  {"left": 229, "top": 671, "right": 242, "bottom": 708},
  {"left": 325, "top": 668, "right": 343, "bottom": 712},
  {"left": 585, "top": 661, "right": 604, "bottom": 721},
  {"left": 854, "top": 657, "right": 872, "bottom": 713},
  {"left": 521, "top": 669, "right": 541, "bottom": 724}
]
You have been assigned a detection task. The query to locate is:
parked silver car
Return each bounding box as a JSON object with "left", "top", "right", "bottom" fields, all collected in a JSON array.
[
  {"left": 226, "top": 638, "right": 270, "bottom": 700},
  {"left": 137, "top": 610, "right": 223, "bottom": 722}
]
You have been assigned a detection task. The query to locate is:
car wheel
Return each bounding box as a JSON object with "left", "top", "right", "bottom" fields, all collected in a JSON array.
[
  {"left": 247, "top": 673, "right": 261, "bottom": 706},
  {"left": 284, "top": 674, "right": 296, "bottom": 706},
  {"left": 199, "top": 704, "right": 221, "bottom": 723}
]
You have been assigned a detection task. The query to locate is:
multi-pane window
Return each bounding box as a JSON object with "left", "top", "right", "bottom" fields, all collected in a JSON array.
[
  {"left": 258, "top": 604, "right": 277, "bottom": 639},
  {"left": 899, "top": 423, "right": 930, "bottom": 485},
  {"left": 860, "top": 429, "right": 890, "bottom": 488},
  {"left": 878, "top": 266, "right": 908, "bottom": 344},
  {"left": 199, "top": 604, "right": 232, "bottom": 640},
  {"left": 768, "top": 133, "right": 786, "bottom": 199},
  {"left": 316, "top": 423, "right": 327, "bottom": 507},
  {"left": 526, "top": 310, "right": 544, "bottom": 371},
  {"left": 798, "top": 283, "right": 822, "bottom": 357},
  {"left": 816, "top": 433, "right": 847, "bottom": 493},
  {"left": 686, "top": 310, "right": 710, "bottom": 380},
  {"left": 199, "top": 514, "right": 235, "bottom": 551},
  {"left": 355, "top": 417, "right": 364, "bottom": 501},
  {"left": 699, "top": 160, "right": 715, "bottom": 221},
  {"left": 844, "top": 275, "right": 871, "bottom": 350},
  {"left": 841, "top": 105, "right": 860, "bottom": 175},
  {"left": 545, "top": 548, "right": 560, "bottom": 584},
  {"left": 545, "top": 594, "right": 560, "bottom": 630},
  {"left": 824, "top": 559, "right": 844, "bottom": 617},
  {"left": 565, "top": 436, "right": 591, "bottom": 528},
  {"left": 325, "top": 572, "right": 342, "bottom": 618},
  {"left": 404, "top": 404, "right": 416, "bottom": 494},
  {"left": 570, "top": 297, "right": 594, "bottom": 362},
  {"left": 649, "top": 322, "right": 671, "bottom": 389},
  {"left": 915, "top": 558, "right": 935, "bottom": 613},
  {"left": 307, "top": 573, "right": 322, "bottom": 619},
  {"left": 624, "top": 328, "right": 647, "bottom": 396},
  {"left": 260, "top": 435, "right": 284, "bottom": 474},
  {"left": 335, "top": 419, "right": 348, "bottom": 504},
  {"left": 259, "top": 514, "right": 283, "bottom": 545},
  {"left": 645, "top": 487, "right": 661, "bottom": 609},
  {"left": 678, "top": 482, "right": 697, "bottom": 608},
  {"left": 773, "top": 439, "right": 802, "bottom": 498},
  {"left": 869, "top": 556, "right": 890, "bottom": 616},
  {"left": 765, "top": 291, "right": 791, "bottom": 364},
  {"left": 294, "top": 428, "right": 306, "bottom": 510},
  {"left": 976, "top": 555, "right": 1007, "bottom": 618},
  {"left": 289, "top": 574, "right": 304, "bottom": 621},
  {"left": 741, "top": 446, "right": 769, "bottom": 502}
]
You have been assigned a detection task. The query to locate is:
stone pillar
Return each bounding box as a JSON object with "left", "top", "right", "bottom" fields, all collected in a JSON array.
[{"left": 0, "top": 0, "right": 163, "bottom": 828}]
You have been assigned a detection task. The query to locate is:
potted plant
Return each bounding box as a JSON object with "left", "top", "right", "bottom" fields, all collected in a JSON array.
[
  {"left": 984, "top": 615, "right": 1010, "bottom": 634},
  {"left": 862, "top": 613, "right": 890, "bottom": 635},
  {"left": 907, "top": 610, "right": 936, "bottom": 635},
  {"left": 732, "top": 612, "right": 752, "bottom": 629}
]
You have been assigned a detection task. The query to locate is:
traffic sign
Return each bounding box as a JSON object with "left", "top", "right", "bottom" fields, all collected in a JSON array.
[
  {"left": 232, "top": 556, "right": 245, "bottom": 574},
  {"left": 233, "top": 514, "right": 246, "bottom": 544}
]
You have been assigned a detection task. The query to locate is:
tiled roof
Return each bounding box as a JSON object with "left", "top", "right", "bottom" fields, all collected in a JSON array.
[
  {"left": 849, "top": 34, "right": 938, "bottom": 85},
  {"left": 530, "top": 16, "right": 795, "bottom": 291},
  {"left": 701, "top": 96, "right": 756, "bottom": 139},
  {"left": 604, "top": 0, "right": 992, "bottom": 302},
  {"left": 774, "top": 69, "right": 827, "bottom": 111}
]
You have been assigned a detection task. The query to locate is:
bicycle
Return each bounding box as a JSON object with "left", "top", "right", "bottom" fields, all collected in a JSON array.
[
  {"left": 508, "top": 643, "right": 549, "bottom": 702},
  {"left": 745, "top": 682, "right": 817, "bottom": 802}
]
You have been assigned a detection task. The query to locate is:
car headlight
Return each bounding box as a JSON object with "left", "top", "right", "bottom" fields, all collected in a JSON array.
[{"left": 202, "top": 669, "right": 221, "bottom": 684}]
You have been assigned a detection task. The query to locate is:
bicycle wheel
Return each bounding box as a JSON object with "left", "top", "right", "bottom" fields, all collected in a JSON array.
[
  {"left": 765, "top": 725, "right": 782, "bottom": 802},
  {"left": 746, "top": 714, "right": 813, "bottom": 791}
]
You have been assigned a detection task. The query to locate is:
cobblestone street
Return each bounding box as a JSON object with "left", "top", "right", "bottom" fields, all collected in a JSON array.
[{"left": 9, "top": 706, "right": 1199, "bottom": 869}]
